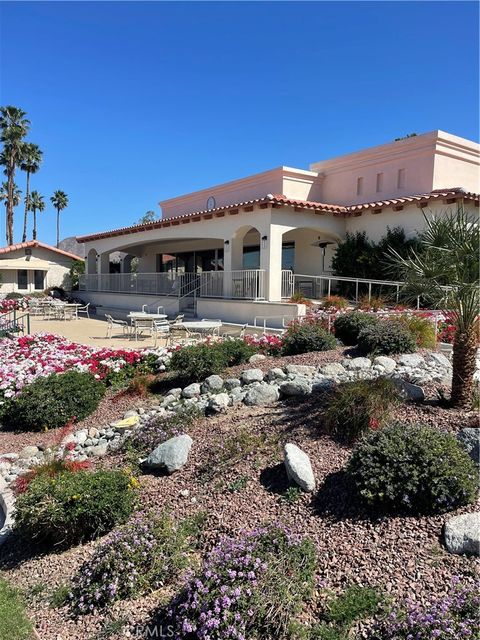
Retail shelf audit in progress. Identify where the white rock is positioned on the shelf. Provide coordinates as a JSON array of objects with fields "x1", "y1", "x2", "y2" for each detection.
[
  {"x1": 279, "y1": 377, "x2": 312, "y2": 397},
  {"x1": 201, "y1": 375, "x2": 224, "y2": 393},
  {"x1": 398, "y1": 353, "x2": 425, "y2": 368},
  {"x1": 425, "y1": 352, "x2": 451, "y2": 369},
  {"x1": 343, "y1": 357, "x2": 372, "y2": 371},
  {"x1": 373, "y1": 356, "x2": 397, "y2": 373},
  {"x1": 145, "y1": 435, "x2": 193, "y2": 474},
  {"x1": 284, "y1": 443, "x2": 315, "y2": 492},
  {"x1": 182, "y1": 383, "x2": 201, "y2": 399},
  {"x1": 265, "y1": 368, "x2": 287, "y2": 381},
  {"x1": 249, "y1": 353, "x2": 266, "y2": 364},
  {"x1": 321, "y1": 362, "x2": 346, "y2": 377},
  {"x1": 393, "y1": 378, "x2": 425, "y2": 402},
  {"x1": 243, "y1": 382, "x2": 280, "y2": 406},
  {"x1": 285, "y1": 364, "x2": 317, "y2": 377},
  {"x1": 444, "y1": 513, "x2": 480, "y2": 556},
  {"x1": 240, "y1": 369, "x2": 264, "y2": 384},
  {"x1": 208, "y1": 393, "x2": 231, "y2": 413}
]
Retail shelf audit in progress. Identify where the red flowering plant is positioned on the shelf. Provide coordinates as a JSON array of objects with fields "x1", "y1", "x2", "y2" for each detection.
[
  {"x1": 12, "y1": 417, "x2": 91, "y2": 495},
  {"x1": 244, "y1": 333, "x2": 283, "y2": 356}
]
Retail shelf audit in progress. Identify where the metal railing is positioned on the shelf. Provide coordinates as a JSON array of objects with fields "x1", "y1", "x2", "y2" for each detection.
[
  {"x1": 79, "y1": 270, "x2": 266, "y2": 301},
  {"x1": 0, "y1": 309, "x2": 31, "y2": 336},
  {"x1": 281, "y1": 271, "x2": 406, "y2": 304}
]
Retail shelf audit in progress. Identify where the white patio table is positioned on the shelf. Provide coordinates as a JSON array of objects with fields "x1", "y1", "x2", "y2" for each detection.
[
  {"x1": 127, "y1": 312, "x2": 168, "y2": 321},
  {"x1": 182, "y1": 321, "x2": 222, "y2": 337},
  {"x1": 127, "y1": 312, "x2": 169, "y2": 341}
]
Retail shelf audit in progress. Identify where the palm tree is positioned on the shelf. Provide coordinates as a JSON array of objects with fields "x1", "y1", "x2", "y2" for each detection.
[
  {"x1": 0, "y1": 106, "x2": 30, "y2": 245},
  {"x1": 0, "y1": 181, "x2": 22, "y2": 243},
  {"x1": 20, "y1": 142, "x2": 42, "y2": 242},
  {"x1": 28, "y1": 190, "x2": 45, "y2": 240},
  {"x1": 391, "y1": 206, "x2": 479, "y2": 407},
  {"x1": 50, "y1": 190, "x2": 68, "y2": 247}
]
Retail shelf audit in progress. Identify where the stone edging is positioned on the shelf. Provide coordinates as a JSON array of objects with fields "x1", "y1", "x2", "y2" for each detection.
[{"x1": 0, "y1": 476, "x2": 15, "y2": 546}]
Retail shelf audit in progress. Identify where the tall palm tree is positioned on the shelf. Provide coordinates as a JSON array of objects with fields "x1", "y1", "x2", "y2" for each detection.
[
  {"x1": 0, "y1": 106, "x2": 30, "y2": 245},
  {"x1": 20, "y1": 142, "x2": 42, "y2": 242},
  {"x1": 28, "y1": 190, "x2": 45, "y2": 240},
  {"x1": 0, "y1": 181, "x2": 22, "y2": 243},
  {"x1": 50, "y1": 190, "x2": 68, "y2": 247},
  {"x1": 390, "y1": 206, "x2": 479, "y2": 407}
]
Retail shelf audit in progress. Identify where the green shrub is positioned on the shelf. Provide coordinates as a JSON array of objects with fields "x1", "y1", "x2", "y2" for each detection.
[
  {"x1": 333, "y1": 312, "x2": 380, "y2": 346},
  {"x1": 346, "y1": 423, "x2": 478, "y2": 514},
  {"x1": 69, "y1": 512, "x2": 200, "y2": 614},
  {"x1": 15, "y1": 469, "x2": 136, "y2": 547},
  {"x1": 168, "y1": 340, "x2": 255, "y2": 382},
  {"x1": 282, "y1": 320, "x2": 336, "y2": 356},
  {"x1": 0, "y1": 578, "x2": 32, "y2": 640},
  {"x1": 324, "y1": 378, "x2": 401, "y2": 443},
  {"x1": 357, "y1": 321, "x2": 417, "y2": 356},
  {"x1": 322, "y1": 585, "x2": 384, "y2": 628},
  {"x1": 3, "y1": 371, "x2": 105, "y2": 431},
  {"x1": 392, "y1": 314, "x2": 436, "y2": 349},
  {"x1": 4, "y1": 291, "x2": 24, "y2": 300}
]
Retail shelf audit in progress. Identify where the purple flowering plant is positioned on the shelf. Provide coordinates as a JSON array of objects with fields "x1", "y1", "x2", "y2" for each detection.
[
  {"x1": 164, "y1": 524, "x2": 316, "y2": 639},
  {"x1": 371, "y1": 578, "x2": 480, "y2": 639},
  {"x1": 69, "y1": 512, "x2": 201, "y2": 615}
]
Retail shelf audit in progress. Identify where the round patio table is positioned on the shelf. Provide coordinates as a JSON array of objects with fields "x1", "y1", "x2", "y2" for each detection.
[
  {"x1": 182, "y1": 321, "x2": 222, "y2": 335},
  {"x1": 127, "y1": 312, "x2": 168, "y2": 320}
]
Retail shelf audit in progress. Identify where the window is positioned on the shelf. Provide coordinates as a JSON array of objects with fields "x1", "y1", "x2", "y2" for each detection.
[
  {"x1": 356, "y1": 177, "x2": 363, "y2": 196},
  {"x1": 17, "y1": 269, "x2": 28, "y2": 290},
  {"x1": 397, "y1": 168, "x2": 405, "y2": 189},
  {"x1": 281, "y1": 242, "x2": 295, "y2": 270},
  {"x1": 243, "y1": 246, "x2": 260, "y2": 269},
  {"x1": 34, "y1": 270, "x2": 45, "y2": 290},
  {"x1": 376, "y1": 172, "x2": 384, "y2": 193}
]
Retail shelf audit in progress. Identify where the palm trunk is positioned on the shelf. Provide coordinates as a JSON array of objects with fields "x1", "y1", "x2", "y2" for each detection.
[
  {"x1": 56, "y1": 209, "x2": 60, "y2": 248},
  {"x1": 33, "y1": 208, "x2": 37, "y2": 240},
  {"x1": 451, "y1": 326, "x2": 478, "y2": 407},
  {"x1": 6, "y1": 165, "x2": 14, "y2": 245},
  {"x1": 22, "y1": 171, "x2": 30, "y2": 243}
]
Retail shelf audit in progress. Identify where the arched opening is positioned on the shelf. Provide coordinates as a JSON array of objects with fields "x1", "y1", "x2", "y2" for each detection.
[{"x1": 87, "y1": 248, "x2": 98, "y2": 274}]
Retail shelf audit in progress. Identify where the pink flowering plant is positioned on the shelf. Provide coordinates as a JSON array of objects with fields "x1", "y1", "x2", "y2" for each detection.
[
  {"x1": 0, "y1": 333, "x2": 164, "y2": 400},
  {"x1": 243, "y1": 333, "x2": 283, "y2": 356},
  {"x1": 69, "y1": 512, "x2": 198, "y2": 615},
  {"x1": 163, "y1": 525, "x2": 316, "y2": 639}
]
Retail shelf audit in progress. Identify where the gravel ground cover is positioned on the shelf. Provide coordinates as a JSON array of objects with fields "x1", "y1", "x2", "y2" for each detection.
[{"x1": 1, "y1": 368, "x2": 478, "y2": 640}]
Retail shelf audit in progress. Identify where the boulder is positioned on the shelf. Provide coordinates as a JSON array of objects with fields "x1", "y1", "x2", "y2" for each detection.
[
  {"x1": 373, "y1": 356, "x2": 397, "y2": 374},
  {"x1": 208, "y1": 393, "x2": 231, "y2": 413},
  {"x1": 320, "y1": 362, "x2": 346, "y2": 377},
  {"x1": 265, "y1": 367, "x2": 287, "y2": 382},
  {"x1": 162, "y1": 394, "x2": 178, "y2": 407},
  {"x1": 201, "y1": 375, "x2": 224, "y2": 394},
  {"x1": 249, "y1": 353, "x2": 266, "y2": 364},
  {"x1": 397, "y1": 353, "x2": 425, "y2": 368},
  {"x1": 144, "y1": 435, "x2": 193, "y2": 474},
  {"x1": 343, "y1": 357, "x2": 372, "y2": 371},
  {"x1": 444, "y1": 512, "x2": 480, "y2": 556},
  {"x1": 284, "y1": 443, "x2": 315, "y2": 492},
  {"x1": 425, "y1": 352, "x2": 451, "y2": 369},
  {"x1": 393, "y1": 378, "x2": 425, "y2": 402},
  {"x1": 225, "y1": 378, "x2": 241, "y2": 391},
  {"x1": 243, "y1": 382, "x2": 280, "y2": 406},
  {"x1": 240, "y1": 369, "x2": 264, "y2": 384},
  {"x1": 457, "y1": 428, "x2": 480, "y2": 465},
  {"x1": 182, "y1": 383, "x2": 201, "y2": 399},
  {"x1": 18, "y1": 446, "x2": 39, "y2": 459},
  {"x1": 279, "y1": 377, "x2": 312, "y2": 397},
  {"x1": 86, "y1": 442, "x2": 108, "y2": 457},
  {"x1": 168, "y1": 387, "x2": 182, "y2": 399},
  {"x1": 124, "y1": 410, "x2": 139, "y2": 420},
  {"x1": 229, "y1": 387, "x2": 246, "y2": 404},
  {"x1": 285, "y1": 364, "x2": 317, "y2": 377}
]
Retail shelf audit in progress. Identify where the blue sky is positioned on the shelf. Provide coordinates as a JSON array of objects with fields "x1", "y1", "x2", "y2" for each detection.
[{"x1": 1, "y1": 1, "x2": 478, "y2": 245}]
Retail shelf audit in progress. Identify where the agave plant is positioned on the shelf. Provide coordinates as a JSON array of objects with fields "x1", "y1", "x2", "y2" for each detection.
[{"x1": 390, "y1": 206, "x2": 479, "y2": 407}]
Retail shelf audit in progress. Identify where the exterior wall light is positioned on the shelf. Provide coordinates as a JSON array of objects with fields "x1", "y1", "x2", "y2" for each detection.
[
  {"x1": 224, "y1": 240, "x2": 230, "y2": 251},
  {"x1": 261, "y1": 235, "x2": 268, "y2": 249}
]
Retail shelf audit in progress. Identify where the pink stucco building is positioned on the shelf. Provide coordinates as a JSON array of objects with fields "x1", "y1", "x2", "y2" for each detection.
[{"x1": 77, "y1": 130, "x2": 479, "y2": 325}]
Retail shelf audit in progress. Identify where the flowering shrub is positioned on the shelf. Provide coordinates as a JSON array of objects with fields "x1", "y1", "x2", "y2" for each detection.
[
  {"x1": 282, "y1": 318, "x2": 336, "y2": 356},
  {"x1": 0, "y1": 333, "x2": 163, "y2": 400},
  {"x1": 163, "y1": 525, "x2": 316, "y2": 639},
  {"x1": 15, "y1": 469, "x2": 136, "y2": 547},
  {"x1": 244, "y1": 334, "x2": 283, "y2": 356},
  {"x1": 1, "y1": 370, "x2": 105, "y2": 430},
  {"x1": 69, "y1": 513, "x2": 197, "y2": 614},
  {"x1": 372, "y1": 579, "x2": 480, "y2": 639},
  {"x1": 13, "y1": 419, "x2": 91, "y2": 495},
  {"x1": 0, "y1": 297, "x2": 29, "y2": 314},
  {"x1": 323, "y1": 295, "x2": 349, "y2": 311},
  {"x1": 324, "y1": 378, "x2": 402, "y2": 443},
  {"x1": 357, "y1": 294, "x2": 388, "y2": 312},
  {"x1": 347, "y1": 423, "x2": 478, "y2": 514}
]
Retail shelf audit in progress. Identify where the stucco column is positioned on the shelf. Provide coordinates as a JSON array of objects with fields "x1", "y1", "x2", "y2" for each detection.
[
  {"x1": 223, "y1": 236, "x2": 243, "y2": 297},
  {"x1": 99, "y1": 252, "x2": 110, "y2": 291},
  {"x1": 260, "y1": 225, "x2": 283, "y2": 301}
]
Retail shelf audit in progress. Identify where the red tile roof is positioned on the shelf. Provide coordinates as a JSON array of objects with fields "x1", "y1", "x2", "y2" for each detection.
[
  {"x1": 76, "y1": 188, "x2": 479, "y2": 243},
  {"x1": 0, "y1": 240, "x2": 83, "y2": 261}
]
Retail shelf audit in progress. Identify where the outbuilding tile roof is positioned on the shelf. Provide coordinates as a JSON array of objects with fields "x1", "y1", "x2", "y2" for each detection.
[{"x1": 0, "y1": 240, "x2": 83, "y2": 261}]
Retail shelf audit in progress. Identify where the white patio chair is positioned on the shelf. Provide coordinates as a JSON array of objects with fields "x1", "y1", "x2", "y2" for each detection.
[
  {"x1": 77, "y1": 302, "x2": 90, "y2": 319},
  {"x1": 132, "y1": 318, "x2": 154, "y2": 341},
  {"x1": 105, "y1": 314, "x2": 129, "y2": 338},
  {"x1": 152, "y1": 320, "x2": 171, "y2": 347}
]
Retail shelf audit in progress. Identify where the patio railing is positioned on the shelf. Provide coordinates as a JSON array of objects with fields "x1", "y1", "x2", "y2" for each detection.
[
  {"x1": 281, "y1": 271, "x2": 408, "y2": 304},
  {"x1": 79, "y1": 270, "x2": 266, "y2": 301}
]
